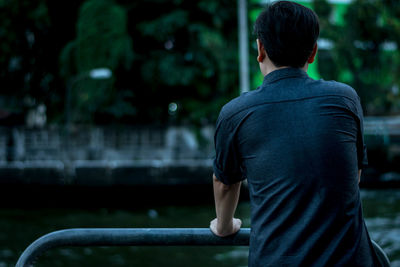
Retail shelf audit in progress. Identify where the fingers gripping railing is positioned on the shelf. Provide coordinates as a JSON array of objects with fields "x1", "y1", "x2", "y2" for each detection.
[{"x1": 16, "y1": 228, "x2": 390, "y2": 267}]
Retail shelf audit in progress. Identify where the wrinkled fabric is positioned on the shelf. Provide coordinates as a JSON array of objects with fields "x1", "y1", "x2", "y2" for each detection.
[{"x1": 213, "y1": 68, "x2": 379, "y2": 267}]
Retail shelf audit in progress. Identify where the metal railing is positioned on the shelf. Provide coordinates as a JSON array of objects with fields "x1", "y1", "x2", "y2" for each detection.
[{"x1": 16, "y1": 228, "x2": 390, "y2": 267}]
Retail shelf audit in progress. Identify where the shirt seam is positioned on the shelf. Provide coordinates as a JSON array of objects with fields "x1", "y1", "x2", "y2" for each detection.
[
  {"x1": 264, "y1": 74, "x2": 308, "y2": 84},
  {"x1": 223, "y1": 94, "x2": 359, "y2": 122}
]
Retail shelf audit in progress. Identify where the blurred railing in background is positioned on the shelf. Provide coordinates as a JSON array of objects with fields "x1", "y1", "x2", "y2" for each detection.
[
  {"x1": 0, "y1": 126, "x2": 214, "y2": 162},
  {"x1": 1, "y1": 116, "x2": 400, "y2": 187}
]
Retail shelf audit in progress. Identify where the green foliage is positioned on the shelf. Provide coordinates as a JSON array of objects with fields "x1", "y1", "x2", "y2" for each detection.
[
  {"x1": 0, "y1": 0, "x2": 240, "y2": 125},
  {"x1": 60, "y1": 0, "x2": 134, "y2": 123},
  {"x1": 138, "y1": 9, "x2": 189, "y2": 42},
  {"x1": 75, "y1": 0, "x2": 133, "y2": 73},
  {"x1": 0, "y1": 0, "x2": 51, "y2": 115},
  {"x1": 3, "y1": 0, "x2": 400, "y2": 125},
  {"x1": 130, "y1": 0, "x2": 239, "y2": 124},
  {"x1": 55, "y1": 0, "x2": 239, "y2": 125},
  {"x1": 314, "y1": 0, "x2": 400, "y2": 115}
]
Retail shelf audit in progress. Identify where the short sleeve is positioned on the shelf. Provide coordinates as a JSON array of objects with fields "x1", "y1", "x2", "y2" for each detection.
[
  {"x1": 355, "y1": 97, "x2": 368, "y2": 169},
  {"x1": 213, "y1": 112, "x2": 244, "y2": 185}
]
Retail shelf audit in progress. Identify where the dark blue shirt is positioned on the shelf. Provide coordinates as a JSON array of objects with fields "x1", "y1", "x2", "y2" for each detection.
[{"x1": 213, "y1": 68, "x2": 379, "y2": 266}]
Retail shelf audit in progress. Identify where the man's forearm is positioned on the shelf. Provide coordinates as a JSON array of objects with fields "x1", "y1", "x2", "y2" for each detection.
[{"x1": 213, "y1": 174, "x2": 241, "y2": 234}]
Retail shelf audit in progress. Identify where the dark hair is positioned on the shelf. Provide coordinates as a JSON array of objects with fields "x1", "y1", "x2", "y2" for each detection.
[{"x1": 254, "y1": 1, "x2": 319, "y2": 68}]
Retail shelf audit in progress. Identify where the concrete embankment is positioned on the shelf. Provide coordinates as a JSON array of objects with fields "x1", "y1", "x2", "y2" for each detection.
[
  {"x1": 1, "y1": 159, "x2": 400, "y2": 188},
  {"x1": 0, "y1": 159, "x2": 221, "y2": 207},
  {"x1": 0, "y1": 159, "x2": 399, "y2": 207},
  {"x1": 1, "y1": 158, "x2": 400, "y2": 190},
  {"x1": 0, "y1": 160, "x2": 214, "y2": 186}
]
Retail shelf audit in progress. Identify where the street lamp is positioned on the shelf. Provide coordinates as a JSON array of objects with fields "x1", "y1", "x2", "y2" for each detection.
[
  {"x1": 238, "y1": 0, "x2": 249, "y2": 94},
  {"x1": 89, "y1": 68, "x2": 112, "y2": 79}
]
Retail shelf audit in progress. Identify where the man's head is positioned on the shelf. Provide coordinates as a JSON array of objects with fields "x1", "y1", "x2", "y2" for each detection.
[{"x1": 254, "y1": 1, "x2": 319, "y2": 69}]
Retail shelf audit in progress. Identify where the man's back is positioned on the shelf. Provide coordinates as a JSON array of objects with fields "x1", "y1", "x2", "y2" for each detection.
[
  {"x1": 213, "y1": 68, "x2": 379, "y2": 266},
  {"x1": 210, "y1": 2, "x2": 380, "y2": 266}
]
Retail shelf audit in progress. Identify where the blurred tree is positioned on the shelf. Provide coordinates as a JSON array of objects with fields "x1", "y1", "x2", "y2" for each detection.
[
  {"x1": 0, "y1": 0, "x2": 52, "y2": 123},
  {"x1": 380, "y1": 0, "x2": 400, "y2": 113},
  {"x1": 2, "y1": 0, "x2": 400, "y2": 126},
  {"x1": 0, "y1": 0, "x2": 240, "y2": 125},
  {"x1": 314, "y1": 0, "x2": 400, "y2": 115},
  {"x1": 0, "y1": 0, "x2": 240, "y2": 126},
  {"x1": 60, "y1": 0, "x2": 135, "y2": 123},
  {"x1": 125, "y1": 0, "x2": 239, "y2": 125},
  {"x1": 312, "y1": 0, "x2": 341, "y2": 81}
]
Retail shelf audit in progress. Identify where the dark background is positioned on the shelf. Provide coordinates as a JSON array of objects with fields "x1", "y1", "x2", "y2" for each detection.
[{"x1": 1, "y1": 0, "x2": 400, "y2": 128}]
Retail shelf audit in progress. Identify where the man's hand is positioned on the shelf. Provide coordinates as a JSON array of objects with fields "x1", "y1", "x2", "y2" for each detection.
[{"x1": 210, "y1": 217, "x2": 242, "y2": 237}]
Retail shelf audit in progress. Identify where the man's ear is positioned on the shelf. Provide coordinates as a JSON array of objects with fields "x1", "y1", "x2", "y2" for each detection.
[
  {"x1": 257, "y1": 39, "x2": 266, "y2": 63},
  {"x1": 307, "y1": 43, "x2": 318, "y2": 64}
]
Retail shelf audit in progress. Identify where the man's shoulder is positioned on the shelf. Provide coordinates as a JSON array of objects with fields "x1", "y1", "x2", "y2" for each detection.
[
  {"x1": 314, "y1": 78, "x2": 359, "y2": 101},
  {"x1": 218, "y1": 78, "x2": 360, "y2": 122},
  {"x1": 218, "y1": 89, "x2": 260, "y2": 121}
]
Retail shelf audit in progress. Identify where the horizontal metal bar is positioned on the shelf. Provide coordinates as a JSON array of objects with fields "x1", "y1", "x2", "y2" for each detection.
[
  {"x1": 16, "y1": 228, "x2": 250, "y2": 267},
  {"x1": 16, "y1": 228, "x2": 390, "y2": 267},
  {"x1": 371, "y1": 240, "x2": 391, "y2": 267}
]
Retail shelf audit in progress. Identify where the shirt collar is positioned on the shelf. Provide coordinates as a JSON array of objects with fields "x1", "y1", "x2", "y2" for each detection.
[{"x1": 262, "y1": 67, "x2": 309, "y2": 85}]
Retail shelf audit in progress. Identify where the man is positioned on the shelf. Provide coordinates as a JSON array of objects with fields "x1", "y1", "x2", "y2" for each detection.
[{"x1": 209, "y1": 1, "x2": 380, "y2": 266}]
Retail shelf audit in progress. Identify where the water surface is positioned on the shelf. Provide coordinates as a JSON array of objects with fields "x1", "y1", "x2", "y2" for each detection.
[{"x1": 0, "y1": 189, "x2": 399, "y2": 266}]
